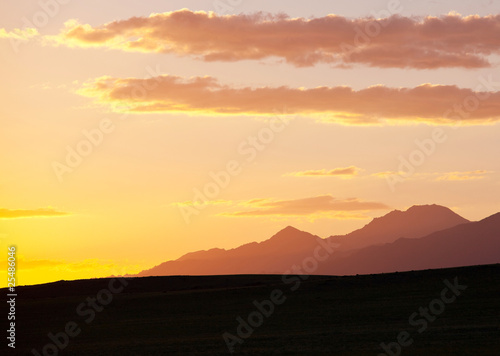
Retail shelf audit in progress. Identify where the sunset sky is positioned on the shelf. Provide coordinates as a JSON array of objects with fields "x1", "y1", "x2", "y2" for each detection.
[{"x1": 1, "y1": 0, "x2": 499, "y2": 286}]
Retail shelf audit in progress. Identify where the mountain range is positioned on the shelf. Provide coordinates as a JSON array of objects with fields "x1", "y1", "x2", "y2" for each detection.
[{"x1": 136, "y1": 204, "x2": 499, "y2": 277}]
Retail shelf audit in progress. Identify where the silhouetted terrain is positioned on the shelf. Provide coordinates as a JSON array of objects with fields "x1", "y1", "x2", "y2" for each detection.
[
  {"x1": 8, "y1": 205, "x2": 498, "y2": 355},
  {"x1": 6, "y1": 264, "x2": 500, "y2": 355},
  {"x1": 327, "y1": 204, "x2": 470, "y2": 250},
  {"x1": 138, "y1": 226, "x2": 323, "y2": 276},
  {"x1": 317, "y1": 212, "x2": 500, "y2": 275},
  {"x1": 136, "y1": 205, "x2": 498, "y2": 278}
]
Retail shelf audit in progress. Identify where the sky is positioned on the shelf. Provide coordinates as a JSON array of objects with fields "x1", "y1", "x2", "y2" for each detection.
[{"x1": 1, "y1": 0, "x2": 499, "y2": 286}]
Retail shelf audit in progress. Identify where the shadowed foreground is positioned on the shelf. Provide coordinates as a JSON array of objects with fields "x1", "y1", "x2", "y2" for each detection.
[{"x1": 7, "y1": 264, "x2": 500, "y2": 355}]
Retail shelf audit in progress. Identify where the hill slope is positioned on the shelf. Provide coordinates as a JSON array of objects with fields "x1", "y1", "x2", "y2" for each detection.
[
  {"x1": 136, "y1": 205, "x2": 471, "y2": 277},
  {"x1": 328, "y1": 204, "x2": 470, "y2": 251},
  {"x1": 318, "y1": 212, "x2": 500, "y2": 275},
  {"x1": 138, "y1": 226, "x2": 323, "y2": 276},
  {"x1": 9, "y1": 264, "x2": 500, "y2": 355}
]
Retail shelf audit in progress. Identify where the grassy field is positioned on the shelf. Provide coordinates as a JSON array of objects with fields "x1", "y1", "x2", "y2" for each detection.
[{"x1": 4, "y1": 264, "x2": 500, "y2": 355}]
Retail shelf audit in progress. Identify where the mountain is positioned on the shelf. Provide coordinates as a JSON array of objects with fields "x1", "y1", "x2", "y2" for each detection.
[
  {"x1": 327, "y1": 204, "x2": 469, "y2": 251},
  {"x1": 135, "y1": 205, "x2": 491, "y2": 278},
  {"x1": 317, "y1": 212, "x2": 500, "y2": 275},
  {"x1": 138, "y1": 226, "x2": 323, "y2": 276}
]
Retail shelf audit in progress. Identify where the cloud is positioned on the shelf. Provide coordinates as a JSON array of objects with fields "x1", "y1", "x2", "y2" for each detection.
[
  {"x1": 221, "y1": 195, "x2": 389, "y2": 219},
  {"x1": 47, "y1": 10, "x2": 500, "y2": 69},
  {"x1": 0, "y1": 27, "x2": 39, "y2": 40},
  {"x1": 18, "y1": 258, "x2": 66, "y2": 269},
  {"x1": 0, "y1": 207, "x2": 70, "y2": 219},
  {"x1": 435, "y1": 170, "x2": 493, "y2": 181},
  {"x1": 17, "y1": 258, "x2": 115, "y2": 271},
  {"x1": 77, "y1": 75, "x2": 500, "y2": 125},
  {"x1": 371, "y1": 171, "x2": 404, "y2": 178},
  {"x1": 287, "y1": 166, "x2": 362, "y2": 177},
  {"x1": 374, "y1": 170, "x2": 494, "y2": 181}
]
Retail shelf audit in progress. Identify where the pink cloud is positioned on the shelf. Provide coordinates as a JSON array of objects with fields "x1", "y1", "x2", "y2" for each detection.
[
  {"x1": 222, "y1": 195, "x2": 389, "y2": 218},
  {"x1": 78, "y1": 75, "x2": 500, "y2": 125},
  {"x1": 52, "y1": 10, "x2": 500, "y2": 69}
]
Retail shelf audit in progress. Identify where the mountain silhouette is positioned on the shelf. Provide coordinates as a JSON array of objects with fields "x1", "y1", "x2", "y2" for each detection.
[
  {"x1": 328, "y1": 204, "x2": 469, "y2": 251},
  {"x1": 317, "y1": 212, "x2": 500, "y2": 275},
  {"x1": 135, "y1": 205, "x2": 497, "y2": 278},
  {"x1": 138, "y1": 226, "x2": 323, "y2": 276}
]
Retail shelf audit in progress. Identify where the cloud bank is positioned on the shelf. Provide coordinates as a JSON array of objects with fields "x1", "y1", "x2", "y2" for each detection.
[
  {"x1": 50, "y1": 10, "x2": 500, "y2": 69},
  {"x1": 222, "y1": 195, "x2": 389, "y2": 219},
  {"x1": 78, "y1": 74, "x2": 500, "y2": 125},
  {"x1": 435, "y1": 170, "x2": 493, "y2": 181},
  {"x1": 287, "y1": 166, "x2": 362, "y2": 177},
  {"x1": 0, "y1": 208, "x2": 69, "y2": 219}
]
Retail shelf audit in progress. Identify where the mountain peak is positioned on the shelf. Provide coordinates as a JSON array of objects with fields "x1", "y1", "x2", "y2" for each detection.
[
  {"x1": 383, "y1": 204, "x2": 454, "y2": 217},
  {"x1": 269, "y1": 225, "x2": 312, "y2": 241},
  {"x1": 407, "y1": 204, "x2": 453, "y2": 212},
  {"x1": 329, "y1": 204, "x2": 469, "y2": 251},
  {"x1": 279, "y1": 225, "x2": 301, "y2": 234},
  {"x1": 382, "y1": 204, "x2": 466, "y2": 221},
  {"x1": 260, "y1": 226, "x2": 320, "y2": 251}
]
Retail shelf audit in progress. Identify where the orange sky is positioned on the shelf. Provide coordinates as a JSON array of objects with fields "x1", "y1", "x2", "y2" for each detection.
[{"x1": 1, "y1": 1, "x2": 499, "y2": 286}]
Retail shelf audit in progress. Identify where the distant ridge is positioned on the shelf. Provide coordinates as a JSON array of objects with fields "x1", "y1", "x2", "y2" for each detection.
[
  {"x1": 317, "y1": 211, "x2": 500, "y2": 275},
  {"x1": 138, "y1": 226, "x2": 321, "y2": 276},
  {"x1": 327, "y1": 204, "x2": 469, "y2": 251},
  {"x1": 134, "y1": 205, "x2": 499, "y2": 278}
]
